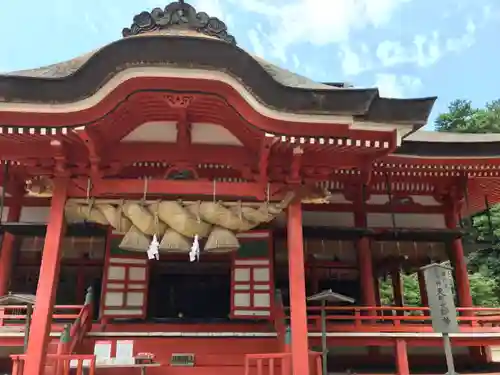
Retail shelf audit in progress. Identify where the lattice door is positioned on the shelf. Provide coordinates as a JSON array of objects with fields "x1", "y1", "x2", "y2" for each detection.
[
  {"x1": 100, "y1": 232, "x2": 149, "y2": 319},
  {"x1": 230, "y1": 231, "x2": 274, "y2": 319}
]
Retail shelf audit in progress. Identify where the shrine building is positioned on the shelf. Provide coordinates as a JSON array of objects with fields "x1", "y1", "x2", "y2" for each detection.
[{"x1": 1, "y1": 1, "x2": 500, "y2": 375}]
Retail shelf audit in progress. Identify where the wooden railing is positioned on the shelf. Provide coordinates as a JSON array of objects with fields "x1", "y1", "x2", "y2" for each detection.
[
  {"x1": 273, "y1": 290, "x2": 288, "y2": 350},
  {"x1": 65, "y1": 287, "x2": 94, "y2": 354},
  {"x1": 245, "y1": 352, "x2": 321, "y2": 375},
  {"x1": 0, "y1": 305, "x2": 83, "y2": 328},
  {"x1": 11, "y1": 354, "x2": 96, "y2": 375},
  {"x1": 301, "y1": 306, "x2": 500, "y2": 329}
]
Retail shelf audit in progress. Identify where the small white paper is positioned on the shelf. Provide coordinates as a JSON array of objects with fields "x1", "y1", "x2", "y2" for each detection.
[
  {"x1": 116, "y1": 340, "x2": 134, "y2": 364},
  {"x1": 94, "y1": 341, "x2": 112, "y2": 363}
]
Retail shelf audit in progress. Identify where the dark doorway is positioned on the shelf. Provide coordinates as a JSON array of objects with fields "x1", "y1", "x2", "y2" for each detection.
[{"x1": 147, "y1": 261, "x2": 231, "y2": 321}]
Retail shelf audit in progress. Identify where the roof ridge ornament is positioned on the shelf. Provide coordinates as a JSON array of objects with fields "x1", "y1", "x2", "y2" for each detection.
[{"x1": 122, "y1": 0, "x2": 236, "y2": 45}]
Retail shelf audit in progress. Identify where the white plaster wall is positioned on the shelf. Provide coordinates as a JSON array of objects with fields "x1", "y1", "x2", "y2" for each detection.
[{"x1": 1, "y1": 206, "x2": 50, "y2": 223}]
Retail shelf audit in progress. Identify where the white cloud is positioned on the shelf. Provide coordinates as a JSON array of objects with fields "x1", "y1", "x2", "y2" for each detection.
[
  {"x1": 339, "y1": 44, "x2": 373, "y2": 76},
  {"x1": 190, "y1": 0, "x2": 235, "y2": 29},
  {"x1": 191, "y1": 0, "x2": 226, "y2": 18},
  {"x1": 375, "y1": 32, "x2": 442, "y2": 68},
  {"x1": 247, "y1": 27, "x2": 266, "y2": 58},
  {"x1": 445, "y1": 20, "x2": 475, "y2": 52},
  {"x1": 230, "y1": 0, "x2": 413, "y2": 62},
  {"x1": 376, "y1": 22, "x2": 476, "y2": 69},
  {"x1": 374, "y1": 74, "x2": 422, "y2": 98},
  {"x1": 414, "y1": 32, "x2": 442, "y2": 66},
  {"x1": 376, "y1": 41, "x2": 410, "y2": 67}
]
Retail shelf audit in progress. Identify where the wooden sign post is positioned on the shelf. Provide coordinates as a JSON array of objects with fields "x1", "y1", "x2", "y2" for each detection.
[
  {"x1": 307, "y1": 289, "x2": 355, "y2": 375},
  {"x1": 421, "y1": 263, "x2": 459, "y2": 375}
]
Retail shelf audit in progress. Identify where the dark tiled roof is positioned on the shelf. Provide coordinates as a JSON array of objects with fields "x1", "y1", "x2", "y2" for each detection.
[
  {"x1": 397, "y1": 131, "x2": 500, "y2": 157},
  {"x1": 0, "y1": 34, "x2": 435, "y2": 125}
]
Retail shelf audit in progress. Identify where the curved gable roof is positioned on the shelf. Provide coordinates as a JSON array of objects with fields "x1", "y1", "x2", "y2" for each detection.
[{"x1": 0, "y1": 33, "x2": 435, "y2": 126}]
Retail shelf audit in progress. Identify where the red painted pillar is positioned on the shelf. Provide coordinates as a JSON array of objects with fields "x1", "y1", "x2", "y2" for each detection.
[
  {"x1": 391, "y1": 270, "x2": 404, "y2": 307},
  {"x1": 395, "y1": 339, "x2": 410, "y2": 375},
  {"x1": 358, "y1": 237, "x2": 377, "y2": 308},
  {"x1": 374, "y1": 276, "x2": 381, "y2": 306},
  {"x1": 23, "y1": 178, "x2": 68, "y2": 375},
  {"x1": 287, "y1": 200, "x2": 309, "y2": 375},
  {"x1": 0, "y1": 197, "x2": 23, "y2": 296},
  {"x1": 445, "y1": 208, "x2": 473, "y2": 310},
  {"x1": 392, "y1": 270, "x2": 404, "y2": 317},
  {"x1": 417, "y1": 271, "x2": 428, "y2": 306},
  {"x1": 417, "y1": 270, "x2": 429, "y2": 315},
  {"x1": 354, "y1": 208, "x2": 376, "y2": 312},
  {"x1": 446, "y1": 203, "x2": 482, "y2": 363}
]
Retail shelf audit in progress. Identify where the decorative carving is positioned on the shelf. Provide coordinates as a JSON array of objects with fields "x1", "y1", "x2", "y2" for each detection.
[
  {"x1": 122, "y1": 1, "x2": 237, "y2": 45},
  {"x1": 164, "y1": 94, "x2": 194, "y2": 108},
  {"x1": 165, "y1": 167, "x2": 197, "y2": 180}
]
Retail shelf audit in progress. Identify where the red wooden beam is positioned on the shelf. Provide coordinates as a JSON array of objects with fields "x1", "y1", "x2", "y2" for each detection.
[
  {"x1": 108, "y1": 143, "x2": 254, "y2": 168},
  {"x1": 69, "y1": 178, "x2": 284, "y2": 200},
  {"x1": 0, "y1": 141, "x2": 54, "y2": 159},
  {"x1": 0, "y1": 196, "x2": 444, "y2": 214}
]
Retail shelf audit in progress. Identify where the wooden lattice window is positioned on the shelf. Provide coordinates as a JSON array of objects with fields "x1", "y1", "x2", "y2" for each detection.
[
  {"x1": 100, "y1": 233, "x2": 149, "y2": 319},
  {"x1": 230, "y1": 231, "x2": 274, "y2": 319}
]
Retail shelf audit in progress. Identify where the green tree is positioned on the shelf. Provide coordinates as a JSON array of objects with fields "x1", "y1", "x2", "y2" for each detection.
[
  {"x1": 379, "y1": 271, "x2": 499, "y2": 307},
  {"x1": 435, "y1": 99, "x2": 500, "y2": 133},
  {"x1": 469, "y1": 268, "x2": 500, "y2": 307},
  {"x1": 379, "y1": 274, "x2": 421, "y2": 306},
  {"x1": 435, "y1": 98, "x2": 500, "y2": 307}
]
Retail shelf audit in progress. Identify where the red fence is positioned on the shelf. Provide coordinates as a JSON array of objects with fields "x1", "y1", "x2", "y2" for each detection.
[
  {"x1": 66, "y1": 302, "x2": 93, "y2": 354},
  {"x1": 0, "y1": 305, "x2": 84, "y2": 327},
  {"x1": 245, "y1": 352, "x2": 321, "y2": 375},
  {"x1": 11, "y1": 354, "x2": 96, "y2": 375},
  {"x1": 302, "y1": 306, "x2": 500, "y2": 330}
]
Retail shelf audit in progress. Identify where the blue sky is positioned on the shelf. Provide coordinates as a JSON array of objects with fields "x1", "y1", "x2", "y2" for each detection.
[{"x1": 0, "y1": 0, "x2": 498, "y2": 129}]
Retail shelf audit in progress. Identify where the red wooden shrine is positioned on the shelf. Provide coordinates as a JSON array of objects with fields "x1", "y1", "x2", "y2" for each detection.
[{"x1": 0, "y1": 2, "x2": 500, "y2": 375}]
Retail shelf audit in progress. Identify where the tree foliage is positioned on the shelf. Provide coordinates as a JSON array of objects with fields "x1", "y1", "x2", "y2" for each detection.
[
  {"x1": 379, "y1": 271, "x2": 499, "y2": 308},
  {"x1": 379, "y1": 274, "x2": 421, "y2": 306},
  {"x1": 434, "y1": 98, "x2": 500, "y2": 306},
  {"x1": 435, "y1": 99, "x2": 500, "y2": 133}
]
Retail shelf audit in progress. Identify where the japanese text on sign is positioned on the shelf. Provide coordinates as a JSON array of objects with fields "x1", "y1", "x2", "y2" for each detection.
[{"x1": 422, "y1": 263, "x2": 459, "y2": 334}]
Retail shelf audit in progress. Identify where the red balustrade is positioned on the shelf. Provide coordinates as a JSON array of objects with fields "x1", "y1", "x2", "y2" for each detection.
[
  {"x1": 273, "y1": 291, "x2": 288, "y2": 350},
  {"x1": 11, "y1": 354, "x2": 96, "y2": 375},
  {"x1": 300, "y1": 306, "x2": 500, "y2": 331},
  {"x1": 66, "y1": 302, "x2": 93, "y2": 354},
  {"x1": 245, "y1": 352, "x2": 321, "y2": 375},
  {"x1": 6, "y1": 298, "x2": 92, "y2": 374},
  {"x1": 0, "y1": 305, "x2": 84, "y2": 328}
]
